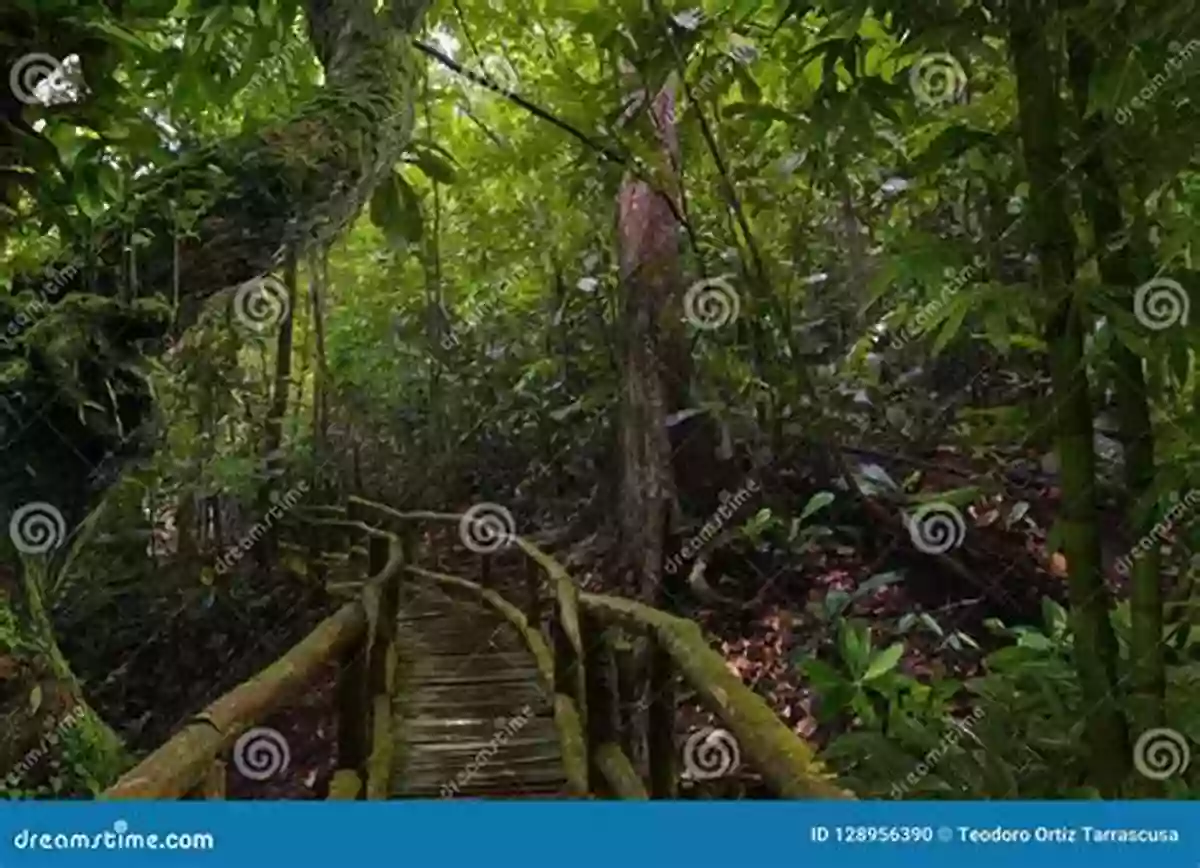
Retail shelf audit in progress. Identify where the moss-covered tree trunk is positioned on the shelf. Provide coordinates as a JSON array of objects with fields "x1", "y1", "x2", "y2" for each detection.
[
  {"x1": 0, "y1": 0, "x2": 430, "y2": 785},
  {"x1": 1007, "y1": 0, "x2": 1128, "y2": 794},
  {"x1": 1066, "y1": 30, "x2": 1165, "y2": 752}
]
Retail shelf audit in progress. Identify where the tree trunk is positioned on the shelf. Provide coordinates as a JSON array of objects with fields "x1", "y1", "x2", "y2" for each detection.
[
  {"x1": 0, "y1": 0, "x2": 430, "y2": 781},
  {"x1": 1008, "y1": 0, "x2": 1129, "y2": 794},
  {"x1": 616, "y1": 83, "x2": 680, "y2": 602},
  {"x1": 256, "y1": 252, "x2": 298, "y2": 566},
  {"x1": 1066, "y1": 32, "x2": 1164, "y2": 747}
]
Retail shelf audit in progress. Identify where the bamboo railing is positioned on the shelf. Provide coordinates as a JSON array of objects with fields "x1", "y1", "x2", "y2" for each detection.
[
  {"x1": 346, "y1": 496, "x2": 851, "y2": 800},
  {"x1": 102, "y1": 511, "x2": 412, "y2": 800},
  {"x1": 99, "y1": 493, "x2": 849, "y2": 800}
]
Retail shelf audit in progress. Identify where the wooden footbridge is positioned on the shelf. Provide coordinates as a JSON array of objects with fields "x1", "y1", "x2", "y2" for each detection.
[{"x1": 102, "y1": 498, "x2": 851, "y2": 800}]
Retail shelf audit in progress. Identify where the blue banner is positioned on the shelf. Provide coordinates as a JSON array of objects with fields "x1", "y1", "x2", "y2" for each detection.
[{"x1": 0, "y1": 801, "x2": 1195, "y2": 867}]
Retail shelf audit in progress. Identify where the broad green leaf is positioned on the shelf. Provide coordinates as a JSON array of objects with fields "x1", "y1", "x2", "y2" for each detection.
[
  {"x1": 862, "y1": 642, "x2": 904, "y2": 682},
  {"x1": 800, "y1": 490, "x2": 835, "y2": 521}
]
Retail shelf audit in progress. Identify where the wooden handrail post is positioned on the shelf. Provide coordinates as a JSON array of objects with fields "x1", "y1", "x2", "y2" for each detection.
[
  {"x1": 647, "y1": 630, "x2": 677, "y2": 798},
  {"x1": 550, "y1": 613, "x2": 588, "y2": 793},
  {"x1": 612, "y1": 633, "x2": 640, "y2": 763},
  {"x1": 581, "y1": 609, "x2": 621, "y2": 797},
  {"x1": 336, "y1": 641, "x2": 369, "y2": 790}
]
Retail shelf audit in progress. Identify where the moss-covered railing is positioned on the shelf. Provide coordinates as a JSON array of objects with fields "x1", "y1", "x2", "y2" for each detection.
[
  {"x1": 101, "y1": 519, "x2": 412, "y2": 800},
  {"x1": 345, "y1": 497, "x2": 851, "y2": 800}
]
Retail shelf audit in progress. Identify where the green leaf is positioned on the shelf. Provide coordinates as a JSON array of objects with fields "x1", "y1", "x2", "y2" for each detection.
[
  {"x1": 407, "y1": 147, "x2": 457, "y2": 184},
  {"x1": 369, "y1": 171, "x2": 422, "y2": 245},
  {"x1": 862, "y1": 642, "x2": 904, "y2": 682},
  {"x1": 800, "y1": 490, "x2": 835, "y2": 521}
]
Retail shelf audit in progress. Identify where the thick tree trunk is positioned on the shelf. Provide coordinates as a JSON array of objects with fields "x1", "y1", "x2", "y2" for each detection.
[
  {"x1": 1008, "y1": 0, "x2": 1128, "y2": 794},
  {"x1": 616, "y1": 84, "x2": 682, "y2": 601},
  {"x1": 0, "y1": 0, "x2": 430, "y2": 784}
]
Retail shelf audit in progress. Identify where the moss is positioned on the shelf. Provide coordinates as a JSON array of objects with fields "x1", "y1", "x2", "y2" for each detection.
[
  {"x1": 554, "y1": 694, "x2": 589, "y2": 797},
  {"x1": 365, "y1": 692, "x2": 393, "y2": 799},
  {"x1": 595, "y1": 742, "x2": 648, "y2": 799},
  {"x1": 328, "y1": 770, "x2": 362, "y2": 800},
  {"x1": 580, "y1": 592, "x2": 852, "y2": 799}
]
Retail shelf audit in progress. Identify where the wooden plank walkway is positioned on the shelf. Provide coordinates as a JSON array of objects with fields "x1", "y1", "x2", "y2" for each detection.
[{"x1": 390, "y1": 580, "x2": 566, "y2": 798}]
